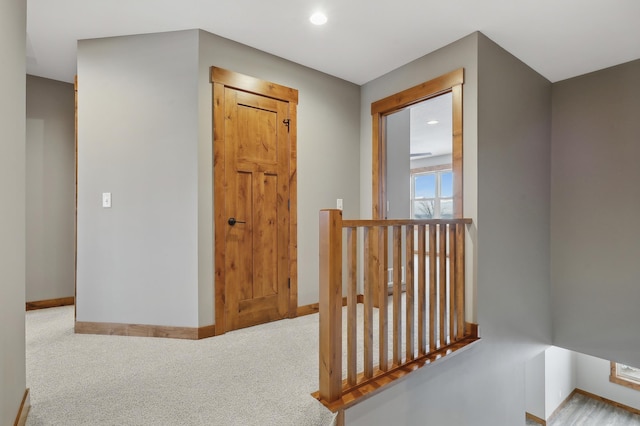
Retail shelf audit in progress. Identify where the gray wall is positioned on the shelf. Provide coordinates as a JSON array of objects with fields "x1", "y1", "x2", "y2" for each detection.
[
  {"x1": 77, "y1": 31, "x2": 201, "y2": 327},
  {"x1": 525, "y1": 351, "x2": 546, "y2": 419},
  {"x1": 386, "y1": 109, "x2": 411, "y2": 219},
  {"x1": 525, "y1": 347, "x2": 576, "y2": 421},
  {"x1": 354, "y1": 33, "x2": 478, "y2": 425},
  {"x1": 551, "y1": 59, "x2": 640, "y2": 368},
  {"x1": 77, "y1": 29, "x2": 360, "y2": 327},
  {"x1": 197, "y1": 30, "x2": 361, "y2": 322},
  {"x1": 348, "y1": 32, "x2": 552, "y2": 426},
  {"x1": 0, "y1": 0, "x2": 26, "y2": 422},
  {"x1": 26, "y1": 75, "x2": 75, "y2": 302},
  {"x1": 477, "y1": 32, "x2": 552, "y2": 349},
  {"x1": 360, "y1": 33, "x2": 480, "y2": 326},
  {"x1": 474, "y1": 32, "x2": 552, "y2": 424}
]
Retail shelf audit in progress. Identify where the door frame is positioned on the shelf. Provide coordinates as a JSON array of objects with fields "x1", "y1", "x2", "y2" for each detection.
[
  {"x1": 211, "y1": 67, "x2": 299, "y2": 335},
  {"x1": 371, "y1": 68, "x2": 464, "y2": 220}
]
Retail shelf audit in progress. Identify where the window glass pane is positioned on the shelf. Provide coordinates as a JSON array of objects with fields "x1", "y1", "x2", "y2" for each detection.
[
  {"x1": 440, "y1": 171, "x2": 453, "y2": 198},
  {"x1": 414, "y1": 174, "x2": 436, "y2": 198},
  {"x1": 413, "y1": 200, "x2": 435, "y2": 219},
  {"x1": 440, "y1": 199, "x2": 453, "y2": 219},
  {"x1": 619, "y1": 364, "x2": 640, "y2": 382}
]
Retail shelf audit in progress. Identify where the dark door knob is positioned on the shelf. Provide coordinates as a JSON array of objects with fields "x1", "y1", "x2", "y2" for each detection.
[{"x1": 228, "y1": 217, "x2": 246, "y2": 226}]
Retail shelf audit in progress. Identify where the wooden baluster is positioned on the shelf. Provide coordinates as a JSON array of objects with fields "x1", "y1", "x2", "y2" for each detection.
[
  {"x1": 456, "y1": 223, "x2": 466, "y2": 338},
  {"x1": 378, "y1": 226, "x2": 388, "y2": 371},
  {"x1": 449, "y1": 222, "x2": 456, "y2": 341},
  {"x1": 346, "y1": 227, "x2": 357, "y2": 386},
  {"x1": 318, "y1": 209, "x2": 342, "y2": 403},
  {"x1": 405, "y1": 225, "x2": 415, "y2": 361},
  {"x1": 363, "y1": 227, "x2": 374, "y2": 378},
  {"x1": 392, "y1": 225, "x2": 402, "y2": 365},
  {"x1": 439, "y1": 223, "x2": 447, "y2": 347},
  {"x1": 428, "y1": 224, "x2": 437, "y2": 353},
  {"x1": 417, "y1": 225, "x2": 426, "y2": 356}
]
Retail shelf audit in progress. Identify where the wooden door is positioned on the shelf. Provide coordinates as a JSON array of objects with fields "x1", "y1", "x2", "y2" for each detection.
[{"x1": 212, "y1": 68, "x2": 298, "y2": 334}]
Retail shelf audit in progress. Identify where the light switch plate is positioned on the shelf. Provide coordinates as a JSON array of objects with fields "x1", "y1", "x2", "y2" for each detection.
[
  {"x1": 102, "y1": 192, "x2": 112, "y2": 208},
  {"x1": 337, "y1": 198, "x2": 343, "y2": 210}
]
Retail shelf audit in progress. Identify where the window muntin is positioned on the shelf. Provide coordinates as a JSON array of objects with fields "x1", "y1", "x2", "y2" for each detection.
[{"x1": 411, "y1": 169, "x2": 453, "y2": 219}]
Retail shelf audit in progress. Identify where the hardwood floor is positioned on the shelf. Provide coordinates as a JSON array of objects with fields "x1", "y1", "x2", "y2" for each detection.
[{"x1": 531, "y1": 392, "x2": 640, "y2": 426}]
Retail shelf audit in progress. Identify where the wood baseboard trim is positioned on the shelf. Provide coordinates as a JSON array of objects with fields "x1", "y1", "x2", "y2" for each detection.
[
  {"x1": 75, "y1": 321, "x2": 216, "y2": 340},
  {"x1": 13, "y1": 388, "x2": 30, "y2": 426},
  {"x1": 297, "y1": 295, "x2": 365, "y2": 317},
  {"x1": 575, "y1": 388, "x2": 640, "y2": 417},
  {"x1": 26, "y1": 297, "x2": 74, "y2": 311},
  {"x1": 198, "y1": 324, "x2": 216, "y2": 339},
  {"x1": 525, "y1": 412, "x2": 546, "y2": 425}
]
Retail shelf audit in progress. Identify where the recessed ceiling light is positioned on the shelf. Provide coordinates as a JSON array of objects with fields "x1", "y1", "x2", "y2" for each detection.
[
  {"x1": 310, "y1": 12, "x2": 328, "y2": 25},
  {"x1": 427, "y1": 120, "x2": 439, "y2": 125}
]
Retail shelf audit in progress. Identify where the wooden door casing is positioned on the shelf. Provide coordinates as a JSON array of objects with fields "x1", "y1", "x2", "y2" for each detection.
[{"x1": 212, "y1": 67, "x2": 298, "y2": 334}]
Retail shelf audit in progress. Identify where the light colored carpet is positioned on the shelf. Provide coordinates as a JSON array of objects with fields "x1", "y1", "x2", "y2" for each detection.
[{"x1": 26, "y1": 306, "x2": 336, "y2": 426}]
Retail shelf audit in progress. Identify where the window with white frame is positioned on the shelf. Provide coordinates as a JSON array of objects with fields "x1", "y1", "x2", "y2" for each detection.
[{"x1": 411, "y1": 168, "x2": 453, "y2": 219}]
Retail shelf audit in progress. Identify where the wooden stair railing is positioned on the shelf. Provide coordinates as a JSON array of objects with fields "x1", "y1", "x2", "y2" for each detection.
[{"x1": 314, "y1": 209, "x2": 479, "y2": 411}]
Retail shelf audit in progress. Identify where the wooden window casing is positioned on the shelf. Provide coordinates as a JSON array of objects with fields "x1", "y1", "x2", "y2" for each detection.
[
  {"x1": 610, "y1": 361, "x2": 640, "y2": 391},
  {"x1": 371, "y1": 68, "x2": 464, "y2": 220}
]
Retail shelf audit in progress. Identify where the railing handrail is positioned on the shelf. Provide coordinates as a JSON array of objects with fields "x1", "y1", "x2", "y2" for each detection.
[
  {"x1": 316, "y1": 209, "x2": 478, "y2": 412},
  {"x1": 342, "y1": 218, "x2": 472, "y2": 227}
]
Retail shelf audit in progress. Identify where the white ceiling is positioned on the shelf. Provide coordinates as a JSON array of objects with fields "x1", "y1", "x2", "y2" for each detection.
[
  {"x1": 409, "y1": 93, "x2": 452, "y2": 158},
  {"x1": 26, "y1": 0, "x2": 640, "y2": 86}
]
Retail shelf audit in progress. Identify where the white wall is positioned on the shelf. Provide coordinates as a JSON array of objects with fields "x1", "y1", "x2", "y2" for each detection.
[
  {"x1": 525, "y1": 347, "x2": 577, "y2": 421},
  {"x1": 0, "y1": 0, "x2": 26, "y2": 422},
  {"x1": 576, "y1": 352, "x2": 640, "y2": 412},
  {"x1": 551, "y1": 59, "x2": 640, "y2": 368},
  {"x1": 77, "y1": 31, "x2": 201, "y2": 327},
  {"x1": 197, "y1": 29, "x2": 361, "y2": 319},
  {"x1": 544, "y1": 346, "x2": 575, "y2": 419},
  {"x1": 530, "y1": 349, "x2": 640, "y2": 420},
  {"x1": 348, "y1": 32, "x2": 552, "y2": 426},
  {"x1": 26, "y1": 75, "x2": 75, "y2": 302}
]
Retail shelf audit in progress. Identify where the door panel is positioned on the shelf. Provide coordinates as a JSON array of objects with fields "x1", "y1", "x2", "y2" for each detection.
[
  {"x1": 254, "y1": 172, "x2": 278, "y2": 298},
  {"x1": 223, "y1": 88, "x2": 289, "y2": 331},
  {"x1": 237, "y1": 105, "x2": 278, "y2": 164}
]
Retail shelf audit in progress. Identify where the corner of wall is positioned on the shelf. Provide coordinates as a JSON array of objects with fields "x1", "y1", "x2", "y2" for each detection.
[{"x1": 0, "y1": 0, "x2": 27, "y2": 423}]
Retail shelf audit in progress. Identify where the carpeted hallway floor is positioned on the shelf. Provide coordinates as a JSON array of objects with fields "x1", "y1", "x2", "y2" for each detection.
[{"x1": 26, "y1": 306, "x2": 335, "y2": 425}]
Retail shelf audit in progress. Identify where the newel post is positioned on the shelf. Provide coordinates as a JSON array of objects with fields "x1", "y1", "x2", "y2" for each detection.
[{"x1": 319, "y1": 209, "x2": 343, "y2": 403}]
